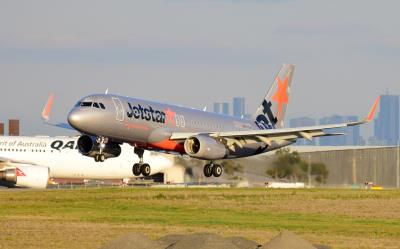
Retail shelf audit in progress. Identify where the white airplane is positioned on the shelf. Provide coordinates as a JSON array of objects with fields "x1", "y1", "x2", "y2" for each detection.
[{"x1": 0, "y1": 136, "x2": 173, "y2": 188}]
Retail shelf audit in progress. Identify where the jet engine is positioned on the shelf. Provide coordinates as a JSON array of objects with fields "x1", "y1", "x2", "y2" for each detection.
[
  {"x1": 77, "y1": 135, "x2": 121, "y2": 159},
  {"x1": 184, "y1": 135, "x2": 227, "y2": 160},
  {"x1": 0, "y1": 165, "x2": 49, "y2": 189}
]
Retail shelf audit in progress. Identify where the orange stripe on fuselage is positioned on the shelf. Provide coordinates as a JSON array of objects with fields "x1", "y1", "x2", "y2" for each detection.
[{"x1": 148, "y1": 139, "x2": 185, "y2": 153}]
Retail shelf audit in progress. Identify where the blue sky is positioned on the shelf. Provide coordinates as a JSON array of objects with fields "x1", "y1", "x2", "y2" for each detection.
[{"x1": 0, "y1": 0, "x2": 399, "y2": 137}]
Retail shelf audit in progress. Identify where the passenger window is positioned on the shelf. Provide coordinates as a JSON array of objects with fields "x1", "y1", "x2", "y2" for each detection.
[
  {"x1": 99, "y1": 103, "x2": 106, "y2": 109},
  {"x1": 81, "y1": 102, "x2": 93, "y2": 107},
  {"x1": 93, "y1": 102, "x2": 100, "y2": 108}
]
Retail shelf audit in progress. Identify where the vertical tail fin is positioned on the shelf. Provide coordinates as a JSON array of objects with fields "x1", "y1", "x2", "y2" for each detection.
[{"x1": 252, "y1": 64, "x2": 295, "y2": 129}]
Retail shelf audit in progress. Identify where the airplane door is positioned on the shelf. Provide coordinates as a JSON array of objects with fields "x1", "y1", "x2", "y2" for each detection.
[{"x1": 111, "y1": 97, "x2": 125, "y2": 121}]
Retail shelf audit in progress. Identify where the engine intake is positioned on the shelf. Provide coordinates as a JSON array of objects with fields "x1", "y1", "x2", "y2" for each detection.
[
  {"x1": 77, "y1": 135, "x2": 121, "y2": 159},
  {"x1": 184, "y1": 135, "x2": 227, "y2": 160}
]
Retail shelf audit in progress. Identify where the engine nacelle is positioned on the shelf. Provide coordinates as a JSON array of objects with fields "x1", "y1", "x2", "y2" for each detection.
[
  {"x1": 77, "y1": 135, "x2": 121, "y2": 159},
  {"x1": 0, "y1": 165, "x2": 49, "y2": 189},
  {"x1": 184, "y1": 135, "x2": 227, "y2": 160}
]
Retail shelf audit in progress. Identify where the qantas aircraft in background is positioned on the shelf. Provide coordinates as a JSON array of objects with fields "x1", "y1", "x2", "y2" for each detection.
[
  {"x1": 0, "y1": 136, "x2": 173, "y2": 188},
  {"x1": 45, "y1": 64, "x2": 379, "y2": 178}
]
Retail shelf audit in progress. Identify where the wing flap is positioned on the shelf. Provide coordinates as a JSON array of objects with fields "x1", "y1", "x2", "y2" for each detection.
[{"x1": 170, "y1": 123, "x2": 348, "y2": 141}]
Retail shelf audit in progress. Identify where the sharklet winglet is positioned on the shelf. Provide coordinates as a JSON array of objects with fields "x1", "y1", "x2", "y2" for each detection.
[
  {"x1": 346, "y1": 96, "x2": 381, "y2": 127},
  {"x1": 41, "y1": 93, "x2": 54, "y2": 121}
]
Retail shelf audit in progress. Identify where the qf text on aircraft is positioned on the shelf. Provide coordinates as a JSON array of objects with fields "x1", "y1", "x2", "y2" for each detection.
[{"x1": 45, "y1": 64, "x2": 379, "y2": 178}]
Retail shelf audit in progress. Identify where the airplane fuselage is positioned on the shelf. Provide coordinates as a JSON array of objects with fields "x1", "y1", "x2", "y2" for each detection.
[{"x1": 68, "y1": 94, "x2": 291, "y2": 159}]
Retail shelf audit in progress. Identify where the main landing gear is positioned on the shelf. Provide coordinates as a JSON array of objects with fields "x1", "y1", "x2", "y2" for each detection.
[
  {"x1": 132, "y1": 147, "x2": 151, "y2": 177},
  {"x1": 203, "y1": 163, "x2": 222, "y2": 178}
]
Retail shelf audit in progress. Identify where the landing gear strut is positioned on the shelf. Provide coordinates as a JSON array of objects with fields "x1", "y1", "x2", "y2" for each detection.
[
  {"x1": 203, "y1": 163, "x2": 222, "y2": 177},
  {"x1": 94, "y1": 136, "x2": 108, "y2": 162},
  {"x1": 132, "y1": 147, "x2": 151, "y2": 177}
]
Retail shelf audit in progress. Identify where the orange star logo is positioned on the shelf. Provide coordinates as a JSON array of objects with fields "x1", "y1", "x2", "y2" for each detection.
[
  {"x1": 272, "y1": 76, "x2": 289, "y2": 118},
  {"x1": 164, "y1": 108, "x2": 176, "y2": 126}
]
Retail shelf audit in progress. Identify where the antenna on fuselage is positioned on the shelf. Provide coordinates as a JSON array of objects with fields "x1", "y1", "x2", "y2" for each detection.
[{"x1": 105, "y1": 88, "x2": 109, "y2": 94}]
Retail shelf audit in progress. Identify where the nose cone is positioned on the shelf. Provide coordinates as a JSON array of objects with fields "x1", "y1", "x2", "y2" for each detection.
[{"x1": 68, "y1": 109, "x2": 84, "y2": 131}]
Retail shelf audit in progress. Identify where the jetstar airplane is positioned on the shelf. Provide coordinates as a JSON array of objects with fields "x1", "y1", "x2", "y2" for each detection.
[
  {"x1": 46, "y1": 64, "x2": 379, "y2": 178},
  {"x1": 0, "y1": 136, "x2": 173, "y2": 188}
]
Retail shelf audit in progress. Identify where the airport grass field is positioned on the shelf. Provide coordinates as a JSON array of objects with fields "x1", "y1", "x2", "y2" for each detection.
[{"x1": 0, "y1": 188, "x2": 399, "y2": 249}]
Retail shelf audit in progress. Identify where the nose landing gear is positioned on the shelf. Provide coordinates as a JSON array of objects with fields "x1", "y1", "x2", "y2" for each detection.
[
  {"x1": 93, "y1": 136, "x2": 108, "y2": 162},
  {"x1": 94, "y1": 154, "x2": 106, "y2": 162}
]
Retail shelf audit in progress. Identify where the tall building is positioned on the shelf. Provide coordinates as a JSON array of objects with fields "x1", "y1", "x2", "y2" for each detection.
[
  {"x1": 0, "y1": 122, "x2": 4, "y2": 136},
  {"x1": 233, "y1": 97, "x2": 245, "y2": 118},
  {"x1": 9, "y1": 119, "x2": 19, "y2": 136},
  {"x1": 222, "y1": 102, "x2": 229, "y2": 115},
  {"x1": 289, "y1": 117, "x2": 316, "y2": 145},
  {"x1": 374, "y1": 95, "x2": 399, "y2": 146},
  {"x1": 213, "y1": 102, "x2": 221, "y2": 114},
  {"x1": 319, "y1": 115, "x2": 360, "y2": 146}
]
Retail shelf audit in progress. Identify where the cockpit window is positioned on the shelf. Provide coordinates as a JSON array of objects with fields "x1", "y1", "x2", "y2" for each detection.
[
  {"x1": 77, "y1": 101, "x2": 105, "y2": 109},
  {"x1": 81, "y1": 102, "x2": 93, "y2": 107}
]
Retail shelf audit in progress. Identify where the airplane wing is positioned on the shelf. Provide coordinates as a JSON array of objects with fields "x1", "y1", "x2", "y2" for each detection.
[
  {"x1": 170, "y1": 96, "x2": 380, "y2": 147},
  {"x1": 41, "y1": 94, "x2": 74, "y2": 130}
]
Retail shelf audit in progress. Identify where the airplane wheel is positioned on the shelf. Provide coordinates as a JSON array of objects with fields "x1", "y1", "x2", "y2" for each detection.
[
  {"x1": 212, "y1": 164, "x2": 222, "y2": 177},
  {"x1": 203, "y1": 164, "x2": 213, "y2": 177},
  {"x1": 98, "y1": 154, "x2": 106, "y2": 162},
  {"x1": 132, "y1": 163, "x2": 141, "y2": 176},
  {"x1": 141, "y1": 163, "x2": 151, "y2": 177},
  {"x1": 94, "y1": 154, "x2": 99, "y2": 162}
]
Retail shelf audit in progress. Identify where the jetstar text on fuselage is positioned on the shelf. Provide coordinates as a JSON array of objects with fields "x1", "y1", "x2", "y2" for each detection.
[{"x1": 126, "y1": 103, "x2": 167, "y2": 124}]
